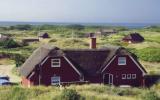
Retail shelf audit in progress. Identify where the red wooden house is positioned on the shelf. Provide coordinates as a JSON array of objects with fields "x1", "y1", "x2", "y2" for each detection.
[
  {"x1": 20, "y1": 38, "x2": 147, "y2": 87},
  {"x1": 122, "y1": 33, "x2": 144, "y2": 43}
]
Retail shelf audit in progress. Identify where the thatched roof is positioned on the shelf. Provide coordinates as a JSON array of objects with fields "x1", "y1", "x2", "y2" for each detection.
[
  {"x1": 19, "y1": 45, "x2": 60, "y2": 77},
  {"x1": 22, "y1": 38, "x2": 39, "y2": 43},
  {"x1": 38, "y1": 32, "x2": 49, "y2": 38},
  {"x1": 63, "y1": 49, "x2": 110, "y2": 76},
  {"x1": 20, "y1": 45, "x2": 146, "y2": 77},
  {"x1": 123, "y1": 33, "x2": 144, "y2": 42}
]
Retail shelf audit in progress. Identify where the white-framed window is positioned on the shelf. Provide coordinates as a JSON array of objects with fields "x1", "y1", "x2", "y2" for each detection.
[
  {"x1": 122, "y1": 74, "x2": 126, "y2": 79},
  {"x1": 51, "y1": 59, "x2": 60, "y2": 67},
  {"x1": 118, "y1": 57, "x2": 126, "y2": 65},
  {"x1": 51, "y1": 76, "x2": 60, "y2": 85},
  {"x1": 127, "y1": 74, "x2": 131, "y2": 79},
  {"x1": 132, "y1": 74, "x2": 136, "y2": 79}
]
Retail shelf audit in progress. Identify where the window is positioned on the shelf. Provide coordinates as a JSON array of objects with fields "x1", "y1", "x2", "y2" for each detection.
[
  {"x1": 51, "y1": 76, "x2": 60, "y2": 85},
  {"x1": 127, "y1": 74, "x2": 131, "y2": 79},
  {"x1": 51, "y1": 59, "x2": 60, "y2": 67},
  {"x1": 132, "y1": 74, "x2": 136, "y2": 79},
  {"x1": 122, "y1": 74, "x2": 126, "y2": 79},
  {"x1": 118, "y1": 57, "x2": 126, "y2": 65}
]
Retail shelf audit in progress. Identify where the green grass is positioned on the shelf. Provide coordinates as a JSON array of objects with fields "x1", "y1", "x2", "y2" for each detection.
[
  {"x1": 1, "y1": 28, "x2": 160, "y2": 75},
  {"x1": 1, "y1": 26, "x2": 160, "y2": 100},
  {"x1": 0, "y1": 84, "x2": 160, "y2": 100}
]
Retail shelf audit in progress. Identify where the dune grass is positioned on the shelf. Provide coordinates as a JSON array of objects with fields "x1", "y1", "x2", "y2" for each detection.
[{"x1": 0, "y1": 84, "x2": 160, "y2": 100}]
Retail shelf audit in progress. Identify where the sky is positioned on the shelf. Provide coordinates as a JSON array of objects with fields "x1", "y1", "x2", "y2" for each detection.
[{"x1": 0, "y1": 0, "x2": 160, "y2": 23}]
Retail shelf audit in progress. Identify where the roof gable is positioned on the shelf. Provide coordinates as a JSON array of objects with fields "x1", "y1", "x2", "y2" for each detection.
[{"x1": 19, "y1": 45, "x2": 59, "y2": 77}]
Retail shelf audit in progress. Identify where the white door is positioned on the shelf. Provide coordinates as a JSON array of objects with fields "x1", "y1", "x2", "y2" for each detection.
[
  {"x1": 109, "y1": 74, "x2": 113, "y2": 85},
  {"x1": 104, "y1": 73, "x2": 113, "y2": 85}
]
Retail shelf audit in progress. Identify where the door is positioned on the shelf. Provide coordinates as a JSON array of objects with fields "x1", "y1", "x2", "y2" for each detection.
[{"x1": 103, "y1": 73, "x2": 113, "y2": 85}]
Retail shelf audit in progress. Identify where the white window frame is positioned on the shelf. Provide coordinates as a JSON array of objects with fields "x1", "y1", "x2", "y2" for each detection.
[
  {"x1": 51, "y1": 76, "x2": 60, "y2": 85},
  {"x1": 127, "y1": 74, "x2": 131, "y2": 79},
  {"x1": 132, "y1": 74, "x2": 136, "y2": 79},
  {"x1": 51, "y1": 59, "x2": 61, "y2": 67},
  {"x1": 118, "y1": 57, "x2": 126, "y2": 65},
  {"x1": 122, "y1": 74, "x2": 126, "y2": 79}
]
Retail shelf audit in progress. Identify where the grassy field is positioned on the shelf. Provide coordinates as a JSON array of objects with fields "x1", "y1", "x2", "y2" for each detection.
[
  {"x1": 0, "y1": 25, "x2": 160, "y2": 100},
  {"x1": 0, "y1": 27, "x2": 160, "y2": 78},
  {"x1": 0, "y1": 84, "x2": 160, "y2": 100}
]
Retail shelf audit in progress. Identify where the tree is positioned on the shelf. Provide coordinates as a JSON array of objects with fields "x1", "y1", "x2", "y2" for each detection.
[{"x1": 3, "y1": 39, "x2": 20, "y2": 48}]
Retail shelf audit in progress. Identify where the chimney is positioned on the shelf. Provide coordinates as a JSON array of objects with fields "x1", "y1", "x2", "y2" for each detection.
[{"x1": 90, "y1": 37, "x2": 96, "y2": 49}]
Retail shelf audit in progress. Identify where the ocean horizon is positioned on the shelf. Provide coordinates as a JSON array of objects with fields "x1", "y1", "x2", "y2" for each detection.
[{"x1": 0, "y1": 21, "x2": 160, "y2": 29}]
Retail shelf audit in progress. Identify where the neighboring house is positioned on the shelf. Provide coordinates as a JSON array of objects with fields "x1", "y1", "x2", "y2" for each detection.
[
  {"x1": 38, "y1": 32, "x2": 50, "y2": 39},
  {"x1": 96, "y1": 29, "x2": 118, "y2": 36},
  {"x1": 85, "y1": 33, "x2": 96, "y2": 38},
  {"x1": 22, "y1": 38, "x2": 39, "y2": 44},
  {"x1": 122, "y1": 33, "x2": 144, "y2": 43},
  {"x1": 20, "y1": 38, "x2": 147, "y2": 87},
  {"x1": 0, "y1": 34, "x2": 9, "y2": 42}
]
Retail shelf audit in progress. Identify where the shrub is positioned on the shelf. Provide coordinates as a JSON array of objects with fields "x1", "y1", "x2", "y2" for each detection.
[
  {"x1": 3, "y1": 39, "x2": 20, "y2": 48},
  {"x1": 13, "y1": 54, "x2": 26, "y2": 67},
  {"x1": 9, "y1": 24, "x2": 32, "y2": 30},
  {"x1": 59, "y1": 89, "x2": 84, "y2": 100},
  {"x1": 49, "y1": 39, "x2": 57, "y2": 42},
  {"x1": 141, "y1": 90, "x2": 160, "y2": 100}
]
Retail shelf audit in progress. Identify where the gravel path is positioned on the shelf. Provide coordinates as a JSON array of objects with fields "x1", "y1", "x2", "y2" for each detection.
[{"x1": 0, "y1": 65, "x2": 20, "y2": 82}]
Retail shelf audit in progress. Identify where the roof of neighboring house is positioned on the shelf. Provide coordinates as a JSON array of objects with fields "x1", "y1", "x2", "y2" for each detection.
[
  {"x1": 123, "y1": 33, "x2": 144, "y2": 42},
  {"x1": 38, "y1": 32, "x2": 49, "y2": 37},
  {"x1": 99, "y1": 29, "x2": 117, "y2": 33},
  {"x1": 19, "y1": 45, "x2": 146, "y2": 77},
  {"x1": 85, "y1": 33, "x2": 96, "y2": 38},
  {"x1": 22, "y1": 38, "x2": 39, "y2": 43},
  {"x1": 0, "y1": 34, "x2": 9, "y2": 41}
]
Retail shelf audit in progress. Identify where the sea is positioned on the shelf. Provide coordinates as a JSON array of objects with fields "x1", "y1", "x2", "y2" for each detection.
[{"x1": 0, "y1": 21, "x2": 160, "y2": 29}]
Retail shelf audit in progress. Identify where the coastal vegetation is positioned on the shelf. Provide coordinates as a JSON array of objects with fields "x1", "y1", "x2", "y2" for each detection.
[
  {"x1": 0, "y1": 84, "x2": 160, "y2": 100},
  {"x1": 0, "y1": 24, "x2": 160, "y2": 100}
]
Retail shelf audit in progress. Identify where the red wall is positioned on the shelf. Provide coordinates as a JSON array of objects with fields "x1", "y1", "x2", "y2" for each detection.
[
  {"x1": 21, "y1": 77, "x2": 35, "y2": 87},
  {"x1": 28, "y1": 57, "x2": 81, "y2": 86},
  {"x1": 22, "y1": 55, "x2": 145, "y2": 87},
  {"x1": 84, "y1": 75, "x2": 102, "y2": 83},
  {"x1": 102, "y1": 55, "x2": 144, "y2": 86}
]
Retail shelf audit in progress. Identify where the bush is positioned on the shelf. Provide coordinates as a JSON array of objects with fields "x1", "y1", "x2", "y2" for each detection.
[
  {"x1": 141, "y1": 91, "x2": 160, "y2": 100},
  {"x1": 59, "y1": 89, "x2": 84, "y2": 100},
  {"x1": 49, "y1": 39, "x2": 57, "y2": 42},
  {"x1": 0, "y1": 52, "x2": 27, "y2": 67},
  {"x1": 3, "y1": 39, "x2": 20, "y2": 48},
  {"x1": 9, "y1": 24, "x2": 32, "y2": 30},
  {"x1": 13, "y1": 54, "x2": 26, "y2": 67}
]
